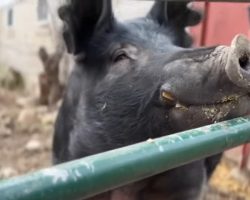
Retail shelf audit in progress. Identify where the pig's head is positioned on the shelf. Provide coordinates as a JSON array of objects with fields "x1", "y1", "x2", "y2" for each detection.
[{"x1": 55, "y1": 0, "x2": 250, "y2": 161}]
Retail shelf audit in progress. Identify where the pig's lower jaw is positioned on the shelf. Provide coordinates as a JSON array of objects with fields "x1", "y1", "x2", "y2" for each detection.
[{"x1": 167, "y1": 94, "x2": 250, "y2": 132}]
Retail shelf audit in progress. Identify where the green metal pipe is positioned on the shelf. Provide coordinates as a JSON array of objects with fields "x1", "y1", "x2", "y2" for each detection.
[{"x1": 0, "y1": 116, "x2": 250, "y2": 200}]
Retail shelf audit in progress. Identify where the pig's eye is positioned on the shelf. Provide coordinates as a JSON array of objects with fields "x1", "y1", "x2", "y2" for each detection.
[{"x1": 113, "y1": 51, "x2": 129, "y2": 63}]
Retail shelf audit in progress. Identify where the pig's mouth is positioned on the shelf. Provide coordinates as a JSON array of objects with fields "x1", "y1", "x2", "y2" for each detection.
[
  {"x1": 161, "y1": 91, "x2": 248, "y2": 107},
  {"x1": 161, "y1": 92, "x2": 250, "y2": 130}
]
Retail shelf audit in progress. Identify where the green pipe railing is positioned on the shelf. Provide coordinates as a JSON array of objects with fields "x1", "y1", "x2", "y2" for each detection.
[{"x1": 0, "y1": 116, "x2": 250, "y2": 200}]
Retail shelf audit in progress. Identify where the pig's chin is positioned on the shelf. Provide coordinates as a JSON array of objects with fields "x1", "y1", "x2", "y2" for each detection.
[{"x1": 167, "y1": 94, "x2": 250, "y2": 132}]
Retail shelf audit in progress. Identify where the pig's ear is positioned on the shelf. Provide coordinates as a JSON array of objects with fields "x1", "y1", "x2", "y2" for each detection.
[
  {"x1": 148, "y1": 1, "x2": 201, "y2": 27},
  {"x1": 148, "y1": 1, "x2": 201, "y2": 47},
  {"x1": 58, "y1": 0, "x2": 114, "y2": 55}
]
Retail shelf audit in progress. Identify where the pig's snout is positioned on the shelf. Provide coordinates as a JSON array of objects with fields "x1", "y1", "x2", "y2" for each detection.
[{"x1": 226, "y1": 34, "x2": 250, "y2": 90}]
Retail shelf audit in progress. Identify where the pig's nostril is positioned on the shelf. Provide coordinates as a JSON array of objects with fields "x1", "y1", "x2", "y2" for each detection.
[
  {"x1": 226, "y1": 34, "x2": 250, "y2": 89},
  {"x1": 239, "y1": 54, "x2": 250, "y2": 71}
]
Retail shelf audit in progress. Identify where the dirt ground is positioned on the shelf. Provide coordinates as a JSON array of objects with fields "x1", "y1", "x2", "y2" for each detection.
[{"x1": 0, "y1": 87, "x2": 249, "y2": 200}]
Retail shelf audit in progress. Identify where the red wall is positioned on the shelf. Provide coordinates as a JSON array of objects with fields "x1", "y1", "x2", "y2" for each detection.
[{"x1": 191, "y1": 3, "x2": 250, "y2": 47}]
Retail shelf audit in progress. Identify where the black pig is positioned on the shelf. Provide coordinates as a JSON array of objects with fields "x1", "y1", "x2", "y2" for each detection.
[{"x1": 53, "y1": 1, "x2": 250, "y2": 199}]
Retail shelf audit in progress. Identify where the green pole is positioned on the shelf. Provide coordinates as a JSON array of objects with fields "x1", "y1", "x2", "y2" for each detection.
[{"x1": 0, "y1": 117, "x2": 250, "y2": 200}]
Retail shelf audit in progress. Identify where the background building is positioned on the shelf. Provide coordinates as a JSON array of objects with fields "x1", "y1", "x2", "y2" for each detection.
[
  {"x1": 0, "y1": 0, "x2": 152, "y2": 89},
  {"x1": 0, "y1": 0, "x2": 54, "y2": 87}
]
